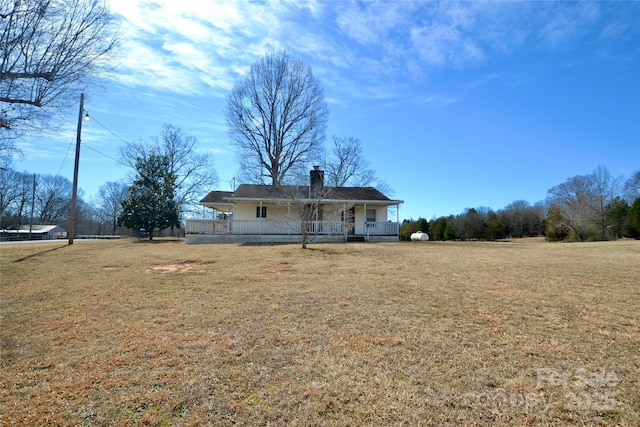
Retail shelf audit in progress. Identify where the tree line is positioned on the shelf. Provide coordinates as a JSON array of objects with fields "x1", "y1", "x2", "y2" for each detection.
[
  {"x1": 401, "y1": 166, "x2": 640, "y2": 242},
  {"x1": 0, "y1": 168, "x2": 125, "y2": 236},
  {"x1": 0, "y1": 123, "x2": 216, "y2": 239}
]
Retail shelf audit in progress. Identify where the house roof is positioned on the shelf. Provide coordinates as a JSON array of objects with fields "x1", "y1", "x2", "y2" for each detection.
[
  {"x1": 200, "y1": 191, "x2": 234, "y2": 204},
  {"x1": 200, "y1": 185, "x2": 402, "y2": 207},
  {"x1": 236, "y1": 184, "x2": 393, "y2": 201},
  {"x1": 4, "y1": 225, "x2": 65, "y2": 233}
]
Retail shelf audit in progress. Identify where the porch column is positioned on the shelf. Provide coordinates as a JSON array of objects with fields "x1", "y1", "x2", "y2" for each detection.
[
  {"x1": 343, "y1": 203, "x2": 347, "y2": 241},
  {"x1": 364, "y1": 202, "x2": 368, "y2": 241}
]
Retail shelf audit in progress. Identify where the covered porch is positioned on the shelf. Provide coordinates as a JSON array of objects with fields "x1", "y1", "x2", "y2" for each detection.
[{"x1": 185, "y1": 218, "x2": 400, "y2": 244}]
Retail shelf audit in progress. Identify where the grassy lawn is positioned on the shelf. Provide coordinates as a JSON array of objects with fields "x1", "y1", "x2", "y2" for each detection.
[{"x1": 1, "y1": 239, "x2": 639, "y2": 426}]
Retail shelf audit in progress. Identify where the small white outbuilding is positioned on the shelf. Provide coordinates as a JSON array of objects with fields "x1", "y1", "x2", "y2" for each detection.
[{"x1": 2, "y1": 225, "x2": 67, "y2": 241}]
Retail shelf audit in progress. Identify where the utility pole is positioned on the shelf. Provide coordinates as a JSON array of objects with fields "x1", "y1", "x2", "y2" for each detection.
[{"x1": 68, "y1": 93, "x2": 84, "y2": 245}]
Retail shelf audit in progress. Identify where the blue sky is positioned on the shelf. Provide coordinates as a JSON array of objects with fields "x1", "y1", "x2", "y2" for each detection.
[{"x1": 14, "y1": 0, "x2": 640, "y2": 220}]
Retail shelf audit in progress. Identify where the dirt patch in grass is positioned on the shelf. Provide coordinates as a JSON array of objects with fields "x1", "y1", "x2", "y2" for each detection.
[
  {"x1": 1, "y1": 239, "x2": 639, "y2": 425},
  {"x1": 147, "y1": 261, "x2": 207, "y2": 274}
]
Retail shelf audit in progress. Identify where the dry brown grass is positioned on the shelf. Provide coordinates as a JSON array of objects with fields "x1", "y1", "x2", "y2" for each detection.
[{"x1": 1, "y1": 239, "x2": 639, "y2": 426}]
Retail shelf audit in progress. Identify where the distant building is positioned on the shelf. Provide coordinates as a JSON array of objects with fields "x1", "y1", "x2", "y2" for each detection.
[{"x1": 1, "y1": 225, "x2": 67, "y2": 241}]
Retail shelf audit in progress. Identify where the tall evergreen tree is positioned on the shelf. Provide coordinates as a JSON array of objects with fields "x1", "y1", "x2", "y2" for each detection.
[
  {"x1": 117, "y1": 153, "x2": 180, "y2": 240},
  {"x1": 626, "y1": 198, "x2": 640, "y2": 239},
  {"x1": 605, "y1": 197, "x2": 629, "y2": 238}
]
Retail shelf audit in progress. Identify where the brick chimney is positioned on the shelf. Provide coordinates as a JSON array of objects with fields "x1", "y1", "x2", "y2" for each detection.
[{"x1": 310, "y1": 166, "x2": 324, "y2": 197}]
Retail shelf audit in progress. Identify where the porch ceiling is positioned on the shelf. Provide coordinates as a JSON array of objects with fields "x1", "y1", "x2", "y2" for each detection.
[{"x1": 201, "y1": 202, "x2": 233, "y2": 211}]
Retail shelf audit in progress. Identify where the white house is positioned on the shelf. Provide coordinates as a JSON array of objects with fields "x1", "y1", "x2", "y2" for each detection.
[{"x1": 186, "y1": 167, "x2": 403, "y2": 244}]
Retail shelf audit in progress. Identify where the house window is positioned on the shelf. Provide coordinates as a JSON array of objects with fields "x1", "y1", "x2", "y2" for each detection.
[
  {"x1": 366, "y1": 209, "x2": 376, "y2": 222},
  {"x1": 256, "y1": 206, "x2": 267, "y2": 218}
]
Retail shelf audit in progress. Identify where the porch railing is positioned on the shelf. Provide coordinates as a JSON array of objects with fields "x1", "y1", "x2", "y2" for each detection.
[
  {"x1": 364, "y1": 221, "x2": 400, "y2": 236},
  {"x1": 186, "y1": 219, "x2": 398, "y2": 236}
]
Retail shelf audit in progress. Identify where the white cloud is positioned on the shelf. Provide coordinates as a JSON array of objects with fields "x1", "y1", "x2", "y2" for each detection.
[
  {"x1": 106, "y1": 0, "x2": 291, "y2": 93},
  {"x1": 539, "y1": 2, "x2": 601, "y2": 49},
  {"x1": 395, "y1": 93, "x2": 460, "y2": 110},
  {"x1": 411, "y1": 24, "x2": 483, "y2": 68},
  {"x1": 335, "y1": 3, "x2": 381, "y2": 46},
  {"x1": 104, "y1": 0, "x2": 637, "y2": 107}
]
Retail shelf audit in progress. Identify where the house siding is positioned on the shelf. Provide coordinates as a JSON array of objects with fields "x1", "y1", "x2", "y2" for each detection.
[
  {"x1": 353, "y1": 206, "x2": 387, "y2": 235},
  {"x1": 233, "y1": 201, "x2": 350, "y2": 223},
  {"x1": 233, "y1": 203, "x2": 293, "y2": 221}
]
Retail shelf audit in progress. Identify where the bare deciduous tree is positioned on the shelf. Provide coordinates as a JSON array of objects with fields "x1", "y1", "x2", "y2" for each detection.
[
  {"x1": 120, "y1": 123, "x2": 217, "y2": 217},
  {"x1": 623, "y1": 170, "x2": 640, "y2": 203},
  {"x1": 36, "y1": 174, "x2": 73, "y2": 223},
  {"x1": 8, "y1": 169, "x2": 33, "y2": 226},
  {"x1": 0, "y1": 135, "x2": 21, "y2": 161},
  {"x1": 263, "y1": 168, "x2": 352, "y2": 249},
  {"x1": 545, "y1": 166, "x2": 622, "y2": 241},
  {"x1": 281, "y1": 186, "x2": 348, "y2": 250},
  {"x1": 0, "y1": 166, "x2": 20, "y2": 223},
  {"x1": 226, "y1": 51, "x2": 328, "y2": 186},
  {"x1": 323, "y1": 136, "x2": 375, "y2": 187},
  {"x1": 590, "y1": 165, "x2": 622, "y2": 238},
  {"x1": 0, "y1": 0, "x2": 117, "y2": 153},
  {"x1": 546, "y1": 174, "x2": 596, "y2": 241},
  {"x1": 96, "y1": 180, "x2": 127, "y2": 235},
  {"x1": 500, "y1": 200, "x2": 529, "y2": 238}
]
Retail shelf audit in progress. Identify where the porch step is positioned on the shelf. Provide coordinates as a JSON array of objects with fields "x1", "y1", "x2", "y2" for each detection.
[{"x1": 347, "y1": 235, "x2": 366, "y2": 242}]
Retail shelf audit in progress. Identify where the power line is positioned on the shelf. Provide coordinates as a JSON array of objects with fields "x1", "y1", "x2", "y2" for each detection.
[
  {"x1": 88, "y1": 114, "x2": 131, "y2": 145},
  {"x1": 82, "y1": 142, "x2": 126, "y2": 166},
  {"x1": 82, "y1": 113, "x2": 138, "y2": 167},
  {"x1": 56, "y1": 135, "x2": 75, "y2": 176},
  {"x1": 55, "y1": 112, "x2": 130, "y2": 176}
]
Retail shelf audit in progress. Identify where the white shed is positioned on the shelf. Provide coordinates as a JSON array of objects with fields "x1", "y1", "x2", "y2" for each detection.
[{"x1": 2, "y1": 225, "x2": 67, "y2": 240}]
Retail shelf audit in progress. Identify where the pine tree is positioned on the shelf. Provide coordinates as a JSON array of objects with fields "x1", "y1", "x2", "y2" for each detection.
[{"x1": 626, "y1": 198, "x2": 640, "y2": 239}]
